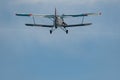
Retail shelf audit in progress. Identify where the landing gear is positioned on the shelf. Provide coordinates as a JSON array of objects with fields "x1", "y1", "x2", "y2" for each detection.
[
  {"x1": 60, "y1": 27, "x2": 68, "y2": 34},
  {"x1": 50, "y1": 27, "x2": 56, "y2": 34},
  {"x1": 49, "y1": 26, "x2": 69, "y2": 34},
  {"x1": 50, "y1": 30, "x2": 52, "y2": 34},
  {"x1": 55, "y1": 27, "x2": 57, "y2": 29},
  {"x1": 66, "y1": 30, "x2": 68, "y2": 34}
]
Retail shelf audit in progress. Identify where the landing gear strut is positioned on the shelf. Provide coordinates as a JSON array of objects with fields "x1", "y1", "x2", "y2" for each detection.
[{"x1": 60, "y1": 27, "x2": 68, "y2": 34}]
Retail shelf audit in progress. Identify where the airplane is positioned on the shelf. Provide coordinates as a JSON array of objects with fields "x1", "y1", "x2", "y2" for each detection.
[{"x1": 16, "y1": 8, "x2": 101, "y2": 34}]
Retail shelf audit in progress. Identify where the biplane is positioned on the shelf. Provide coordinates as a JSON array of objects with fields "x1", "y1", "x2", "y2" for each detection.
[{"x1": 16, "y1": 8, "x2": 101, "y2": 34}]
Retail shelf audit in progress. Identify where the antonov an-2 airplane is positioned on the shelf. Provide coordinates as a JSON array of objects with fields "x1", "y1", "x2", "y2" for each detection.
[{"x1": 16, "y1": 8, "x2": 101, "y2": 34}]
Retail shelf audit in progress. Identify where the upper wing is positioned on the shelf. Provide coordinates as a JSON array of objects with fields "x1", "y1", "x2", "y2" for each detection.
[
  {"x1": 16, "y1": 13, "x2": 54, "y2": 18},
  {"x1": 61, "y1": 12, "x2": 101, "y2": 18},
  {"x1": 63, "y1": 23, "x2": 92, "y2": 27},
  {"x1": 25, "y1": 24, "x2": 53, "y2": 27}
]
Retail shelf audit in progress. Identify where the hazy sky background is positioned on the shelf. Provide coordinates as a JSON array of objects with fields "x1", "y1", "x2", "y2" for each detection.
[{"x1": 0, "y1": 0, "x2": 120, "y2": 80}]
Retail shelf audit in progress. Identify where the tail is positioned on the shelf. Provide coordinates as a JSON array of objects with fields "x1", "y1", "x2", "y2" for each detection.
[
  {"x1": 54, "y1": 8, "x2": 57, "y2": 28},
  {"x1": 55, "y1": 8, "x2": 57, "y2": 16}
]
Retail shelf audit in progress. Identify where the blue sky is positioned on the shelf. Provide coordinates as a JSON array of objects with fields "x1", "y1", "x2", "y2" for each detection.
[{"x1": 0, "y1": 0, "x2": 120, "y2": 80}]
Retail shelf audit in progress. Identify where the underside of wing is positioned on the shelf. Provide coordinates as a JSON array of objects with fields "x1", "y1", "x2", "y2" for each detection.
[
  {"x1": 62, "y1": 12, "x2": 101, "y2": 18},
  {"x1": 25, "y1": 24, "x2": 53, "y2": 27},
  {"x1": 16, "y1": 13, "x2": 54, "y2": 18},
  {"x1": 63, "y1": 23, "x2": 92, "y2": 27}
]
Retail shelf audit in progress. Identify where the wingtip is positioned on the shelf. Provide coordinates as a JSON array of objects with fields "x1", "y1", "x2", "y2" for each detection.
[
  {"x1": 15, "y1": 13, "x2": 32, "y2": 16},
  {"x1": 15, "y1": 13, "x2": 18, "y2": 16}
]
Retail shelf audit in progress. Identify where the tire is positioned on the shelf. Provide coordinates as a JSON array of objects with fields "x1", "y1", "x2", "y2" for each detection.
[{"x1": 50, "y1": 30, "x2": 52, "y2": 34}]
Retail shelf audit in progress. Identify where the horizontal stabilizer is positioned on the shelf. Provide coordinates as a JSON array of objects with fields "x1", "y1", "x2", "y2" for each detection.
[
  {"x1": 25, "y1": 24, "x2": 53, "y2": 27},
  {"x1": 63, "y1": 23, "x2": 92, "y2": 27}
]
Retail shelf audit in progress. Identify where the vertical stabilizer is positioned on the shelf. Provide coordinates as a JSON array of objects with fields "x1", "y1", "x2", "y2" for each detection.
[{"x1": 54, "y1": 8, "x2": 57, "y2": 28}]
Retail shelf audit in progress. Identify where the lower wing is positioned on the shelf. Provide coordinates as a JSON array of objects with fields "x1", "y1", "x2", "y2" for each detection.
[
  {"x1": 63, "y1": 23, "x2": 92, "y2": 27},
  {"x1": 25, "y1": 24, "x2": 53, "y2": 27}
]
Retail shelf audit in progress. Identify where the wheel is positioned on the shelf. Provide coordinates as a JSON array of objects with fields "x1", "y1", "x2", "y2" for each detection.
[
  {"x1": 66, "y1": 30, "x2": 68, "y2": 34},
  {"x1": 50, "y1": 30, "x2": 52, "y2": 34}
]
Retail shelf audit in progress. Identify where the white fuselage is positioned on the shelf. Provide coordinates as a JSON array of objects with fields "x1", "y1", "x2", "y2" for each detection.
[
  {"x1": 55, "y1": 16, "x2": 67, "y2": 27},
  {"x1": 56, "y1": 16, "x2": 63, "y2": 26}
]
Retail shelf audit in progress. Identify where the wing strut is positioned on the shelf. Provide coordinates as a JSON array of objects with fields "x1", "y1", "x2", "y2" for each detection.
[
  {"x1": 82, "y1": 16, "x2": 84, "y2": 24},
  {"x1": 32, "y1": 16, "x2": 36, "y2": 24}
]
